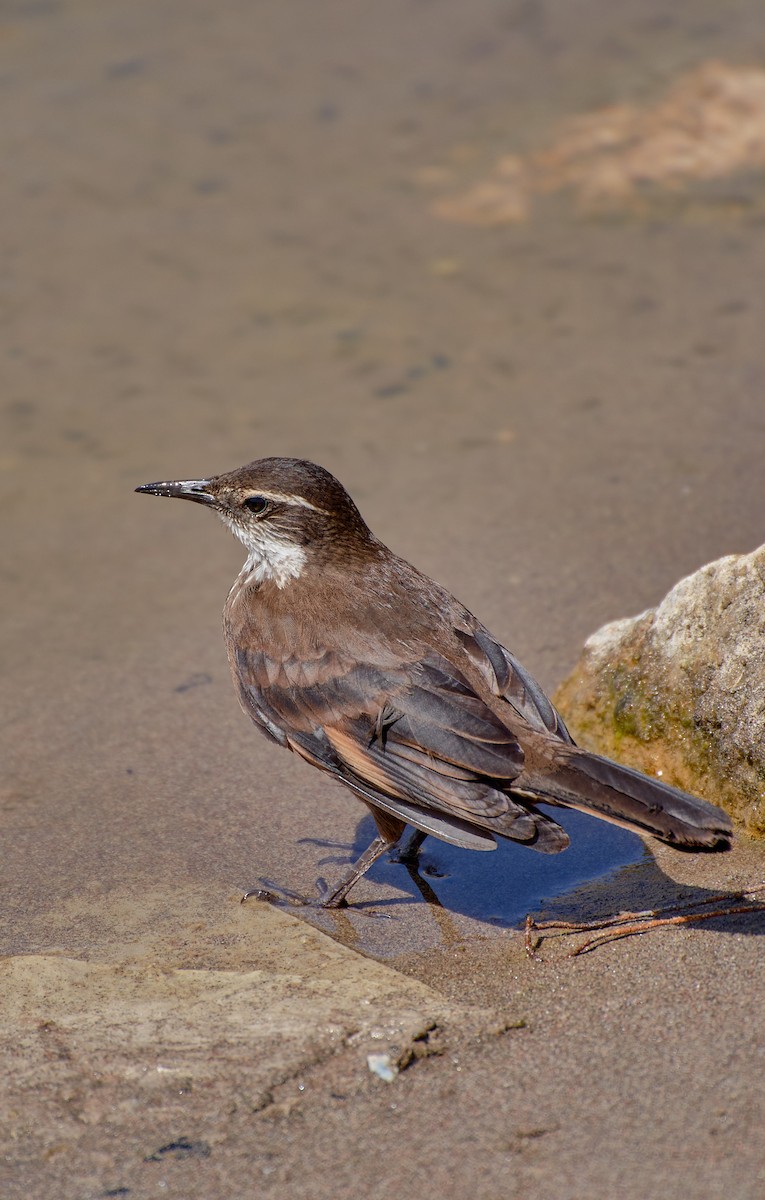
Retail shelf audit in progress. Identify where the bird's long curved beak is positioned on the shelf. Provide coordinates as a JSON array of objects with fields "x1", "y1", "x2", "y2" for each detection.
[{"x1": 135, "y1": 479, "x2": 216, "y2": 505}]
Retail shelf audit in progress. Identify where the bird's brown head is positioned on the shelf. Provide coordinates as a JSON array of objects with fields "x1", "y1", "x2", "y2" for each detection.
[{"x1": 136, "y1": 457, "x2": 376, "y2": 587}]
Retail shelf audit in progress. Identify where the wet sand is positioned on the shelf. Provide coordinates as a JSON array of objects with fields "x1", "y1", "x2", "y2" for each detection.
[{"x1": 2, "y1": 1, "x2": 765, "y2": 1196}]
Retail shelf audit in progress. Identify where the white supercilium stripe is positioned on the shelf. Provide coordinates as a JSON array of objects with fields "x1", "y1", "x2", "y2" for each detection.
[{"x1": 247, "y1": 491, "x2": 330, "y2": 514}]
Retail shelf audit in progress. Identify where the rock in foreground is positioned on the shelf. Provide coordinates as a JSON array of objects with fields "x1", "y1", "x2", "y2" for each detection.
[{"x1": 554, "y1": 545, "x2": 765, "y2": 837}]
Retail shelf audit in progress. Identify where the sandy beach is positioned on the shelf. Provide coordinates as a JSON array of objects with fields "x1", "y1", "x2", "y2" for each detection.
[{"x1": 2, "y1": 1, "x2": 765, "y2": 1195}]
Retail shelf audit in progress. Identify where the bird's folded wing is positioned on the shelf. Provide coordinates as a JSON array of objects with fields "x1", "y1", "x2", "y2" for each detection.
[
  {"x1": 455, "y1": 623, "x2": 574, "y2": 743},
  {"x1": 235, "y1": 645, "x2": 570, "y2": 853}
]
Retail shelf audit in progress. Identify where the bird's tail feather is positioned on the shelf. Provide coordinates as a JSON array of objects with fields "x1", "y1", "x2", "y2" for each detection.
[{"x1": 522, "y1": 749, "x2": 732, "y2": 851}]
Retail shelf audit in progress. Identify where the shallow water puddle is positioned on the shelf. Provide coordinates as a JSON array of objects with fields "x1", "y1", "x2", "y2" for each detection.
[{"x1": 298, "y1": 810, "x2": 647, "y2": 958}]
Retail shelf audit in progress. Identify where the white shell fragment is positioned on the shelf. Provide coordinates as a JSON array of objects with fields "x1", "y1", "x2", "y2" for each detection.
[{"x1": 367, "y1": 1053, "x2": 398, "y2": 1083}]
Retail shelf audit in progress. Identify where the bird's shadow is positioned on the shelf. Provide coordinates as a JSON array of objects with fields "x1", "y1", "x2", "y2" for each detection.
[{"x1": 297, "y1": 808, "x2": 765, "y2": 946}]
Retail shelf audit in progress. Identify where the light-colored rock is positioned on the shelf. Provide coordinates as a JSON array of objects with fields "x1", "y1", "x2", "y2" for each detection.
[
  {"x1": 554, "y1": 545, "x2": 765, "y2": 836},
  {"x1": 0, "y1": 902, "x2": 485, "y2": 1159}
]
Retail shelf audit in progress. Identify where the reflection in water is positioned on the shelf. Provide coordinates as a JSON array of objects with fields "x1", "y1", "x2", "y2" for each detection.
[
  {"x1": 298, "y1": 808, "x2": 647, "y2": 955},
  {"x1": 363, "y1": 808, "x2": 646, "y2": 923}
]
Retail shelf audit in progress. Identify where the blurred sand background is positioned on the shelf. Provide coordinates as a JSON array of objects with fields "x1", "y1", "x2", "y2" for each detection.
[{"x1": 2, "y1": 1, "x2": 765, "y2": 1196}]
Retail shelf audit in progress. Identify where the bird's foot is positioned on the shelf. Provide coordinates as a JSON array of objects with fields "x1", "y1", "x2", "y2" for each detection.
[
  {"x1": 524, "y1": 883, "x2": 765, "y2": 959},
  {"x1": 241, "y1": 876, "x2": 341, "y2": 909},
  {"x1": 241, "y1": 876, "x2": 393, "y2": 918}
]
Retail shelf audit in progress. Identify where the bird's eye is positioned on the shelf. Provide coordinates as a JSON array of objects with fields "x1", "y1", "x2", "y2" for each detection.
[{"x1": 243, "y1": 495, "x2": 269, "y2": 514}]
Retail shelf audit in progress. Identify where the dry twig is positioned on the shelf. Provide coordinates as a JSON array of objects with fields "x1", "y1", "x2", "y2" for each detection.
[{"x1": 524, "y1": 884, "x2": 765, "y2": 959}]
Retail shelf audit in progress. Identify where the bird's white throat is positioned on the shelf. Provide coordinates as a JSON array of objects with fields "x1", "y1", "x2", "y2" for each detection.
[{"x1": 221, "y1": 515, "x2": 306, "y2": 588}]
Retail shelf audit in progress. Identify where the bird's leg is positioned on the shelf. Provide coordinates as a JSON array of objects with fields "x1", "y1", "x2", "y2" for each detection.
[
  {"x1": 388, "y1": 827, "x2": 427, "y2": 864},
  {"x1": 316, "y1": 834, "x2": 397, "y2": 907},
  {"x1": 242, "y1": 834, "x2": 397, "y2": 910}
]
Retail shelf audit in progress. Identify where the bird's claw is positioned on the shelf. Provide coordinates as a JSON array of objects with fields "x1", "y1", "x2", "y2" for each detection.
[
  {"x1": 241, "y1": 876, "x2": 393, "y2": 919},
  {"x1": 241, "y1": 876, "x2": 348, "y2": 910},
  {"x1": 242, "y1": 878, "x2": 316, "y2": 907}
]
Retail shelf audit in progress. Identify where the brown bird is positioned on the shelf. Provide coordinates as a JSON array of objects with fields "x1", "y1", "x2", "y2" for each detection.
[{"x1": 136, "y1": 457, "x2": 732, "y2": 909}]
